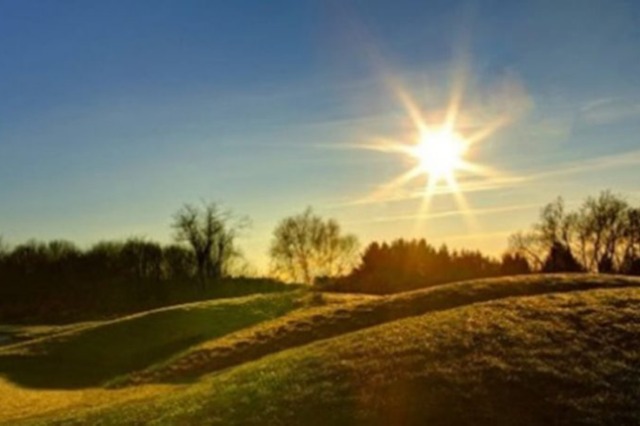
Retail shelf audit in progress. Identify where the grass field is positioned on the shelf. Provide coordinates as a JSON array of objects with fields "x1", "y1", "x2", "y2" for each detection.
[
  {"x1": 0, "y1": 291, "x2": 311, "y2": 389},
  {"x1": 1, "y1": 274, "x2": 639, "y2": 425}
]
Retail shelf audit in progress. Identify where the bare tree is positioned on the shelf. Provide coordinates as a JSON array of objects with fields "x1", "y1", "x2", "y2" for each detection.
[
  {"x1": 269, "y1": 208, "x2": 359, "y2": 284},
  {"x1": 575, "y1": 191, "x2": 629, "y2": 272},
  {"x1": 509, "y1": 198, "x2": 580, "y2": 271},
  {"x1": 172, "y1": 202, "x2": 246, "y2": 289},
  {"x1": 508, "y1": 231, "x2": 547, "y2": 270},
  {"x1": 538, "y1": 198, "x2": 580, "y2": 251},
  {"x1": 509, "y1": 191, "x2": 637, "y2": 273}
]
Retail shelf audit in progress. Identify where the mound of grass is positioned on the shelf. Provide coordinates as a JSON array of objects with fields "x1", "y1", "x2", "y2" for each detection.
[
  {"x1": 39, "y1": 286, "x2": 640, "y2": 425},
  {"x1": 121, "y1": 274, "x2": 640, "y2": 386},
  {"x1": 0, "y1": 291, "x2": 307, "y2": 389}
]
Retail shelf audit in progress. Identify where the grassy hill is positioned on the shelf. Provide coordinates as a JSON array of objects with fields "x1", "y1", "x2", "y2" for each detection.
[
  {"x1": 119, "y1": 274, "x2": 638, "y2": 386},
  {"x1": 0, "y1": 291, "x2": 313, "y2": 389},
  {"x1": 2, "y1": 274, "x2": 640, "y2": 425}
]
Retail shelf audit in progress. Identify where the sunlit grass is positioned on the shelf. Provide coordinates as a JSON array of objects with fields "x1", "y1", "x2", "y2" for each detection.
[
  {"x1": 118, "y1": 274, "x2": 640, "y2": 386},
  {"x1": 2, "y1": 275, "x2": 640, "y2": 425},
  {"x1": 32, "y1": 282, "x2": 640, "y2": 426},
  {"x1": 0, "y1": 292, "x2": 307, "y2": 390}
]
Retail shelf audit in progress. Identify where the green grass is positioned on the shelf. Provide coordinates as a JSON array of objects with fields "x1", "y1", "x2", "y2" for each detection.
[
  {"x1": 30, "y1": 285, "x2": 640, "y2": 425},
  {"x1": 120, "y1": 274, "x2": 639, "y2": 386},
  {"x1": 2, "y1": 274, "x2": 640, "y2": 425},
  {"x1": 0, "y1": 291, "x2": 309, "y2": 389},
  {"x1": 0, "y1": 322, "x2": 100, "y2": 347}
]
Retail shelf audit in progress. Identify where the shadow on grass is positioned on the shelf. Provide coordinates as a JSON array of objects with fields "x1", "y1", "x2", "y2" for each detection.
[
  {"x1": 0, "y1": 335, "x2": 204, "y2": 389},
  {"x1": 123, "y1": 274, "x2": 640, "y2": 386},
  {"x1": 0, "y1": 291, "x2": 304, "y2": 389}
]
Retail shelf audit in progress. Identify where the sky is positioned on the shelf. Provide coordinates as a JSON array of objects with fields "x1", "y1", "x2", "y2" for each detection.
[{"x1": 1, "y1": 0, "x2": 640, "y2": 272}]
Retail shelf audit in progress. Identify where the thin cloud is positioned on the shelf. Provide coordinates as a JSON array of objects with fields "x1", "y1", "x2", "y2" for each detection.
[
  {"x1": 354, "y1": 202, "x2": 541, "y2": 224},
  {"x1": 580, "y1": 97, "x2": 618, "y2": 112},
  {"x1": 526, "y1": 148, "x2": 640, "y2": 180},
  {"x1": 580, "y1": 97, "x2": 640, "y2": 125},
  {"x1": 337, "y1": 174, "x2": 529, "y2": 207}
]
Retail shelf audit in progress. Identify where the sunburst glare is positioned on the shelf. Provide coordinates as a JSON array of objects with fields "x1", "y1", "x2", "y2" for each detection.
[
  {"x1": 411, "y1": 128, "x2": 468, "y2": 183},
  {"x1": 356, "y1": 73, "x2": 514, "y2": 227}
]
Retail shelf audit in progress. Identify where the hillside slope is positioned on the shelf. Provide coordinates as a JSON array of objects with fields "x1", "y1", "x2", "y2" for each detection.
[
  {"x1": 32, "y1": 285, "x2": 640, "y2": 425},
  {"x1": 121, "y1": 274, "x2": 639, "y2": 386},
  {"x1": 0, "y1": 291, "x2": 308, "y2": 389}
]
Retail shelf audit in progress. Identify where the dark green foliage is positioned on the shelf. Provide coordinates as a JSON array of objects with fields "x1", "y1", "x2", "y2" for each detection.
[
  {"x1": 323, "y1": 239, "x2": 502, "y2": 294},
  {"x1": 0, "y1": 239, "x2": 295, "y2": 324},
  {"x1": 0, "y1": 292, "x2": 302, "y2": 389},
  {"x1": 500, "y1": 253, "x2": 531, "y2": 275},
  {"x1": 541, "y1": 242, "x2": 584, "y2": 273}
]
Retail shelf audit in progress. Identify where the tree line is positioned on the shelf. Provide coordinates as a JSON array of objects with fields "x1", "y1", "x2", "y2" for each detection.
[
  {"x1": 319, "y1": 239, "x2": 529, "y2": 294},
  {"x1": 509, "y1": 191, "x2": 640, "y2": 274},
  {"x1": 0, "y1": 203, "x2": 285, "y2": 323},
  {"x1": 269, "y1": 190, "x2": 640, "y2": 294},
  {"x1": 2, "y1": 190, "x2": 639, "y2": 322}
]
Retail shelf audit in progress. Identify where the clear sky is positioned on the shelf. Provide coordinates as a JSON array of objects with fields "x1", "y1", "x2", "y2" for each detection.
[{"x1": 2, "y1": 0, "x2": 640, "y2": 272}]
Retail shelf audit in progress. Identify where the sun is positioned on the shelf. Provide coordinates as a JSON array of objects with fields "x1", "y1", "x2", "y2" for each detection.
[
  {"x1": 350, "y1": 70, "x2": 512, "y2": 221},
  {"x1": 411, "y1": 129, "x2": 468, "y2": 183}
]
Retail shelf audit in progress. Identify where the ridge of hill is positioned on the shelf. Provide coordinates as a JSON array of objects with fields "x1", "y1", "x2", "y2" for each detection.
[
  {"x1": 32, "y1": 284, "x2": 640, "y2": 425},
  {"x1": 119, "y1": 274, "x2": 640, "y2": 386}
]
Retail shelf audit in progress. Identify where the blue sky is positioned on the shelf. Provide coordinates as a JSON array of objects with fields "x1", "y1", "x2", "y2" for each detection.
[{"x1": 2, "y1": 0, "x2": 640, "y2": 271}]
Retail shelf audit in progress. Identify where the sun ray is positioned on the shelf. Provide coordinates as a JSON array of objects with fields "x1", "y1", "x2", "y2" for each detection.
[
  {"x1": 445, "y1": 172, "x2": 478, "y2": 230},
  {"x1": 350, "y1": 65, "x2": 513, "y2": 232},
  {"x1": 443, "y1": 65, "x2": 467, "y2": 134},
  {"x1": 353, "y1": 138, "x2": 414, "y2": 155},
  {"x1": 396, "y1": 87, "x2": 429, "y2": 134},
  {"x1": 466, "y1": 115, "x2": 510, "y2": 146},
  {"x1": 412, "y1": 174, "x2": 438, "y2": 235},
  {"x1": 359, "y1": 166, "x2": 424, "y2": 205},
  {"x1": 457, "y1": 160, "x2": 495, "y2": 177}
]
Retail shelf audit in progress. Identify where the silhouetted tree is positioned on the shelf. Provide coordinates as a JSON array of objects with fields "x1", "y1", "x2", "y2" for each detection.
[
  {"x1": 270, "y1": 207, "x2": 359, "y2": 284},
  {"x1": 329, "y1": 239, "x2": 502, "y2": 294},
  {"x1": 500, "y1": 253, "x2": 531, "y2": 275},
  {"x1": 620, "y1": 207, "x2": 640, "y2": 275},
  {"x1": 509, "y1": 198, "x2": 580, "y2": 270},
  {"x1": 536, "y1": 198, "x2": 576, "y2": 250},
  {"x1": 121, "y1": 239, "x2": 164, "y2": 284},
  {"x1": 509, "y1": 191, "x2": 639, "y2": 273},
  {"x1": 574, "y1": 191, "x2": 629, "y2": 272},
  {"x1": 541, "y1": 242, "x2": 584, "y2": 273},
  {"x1": 173, "y1": 202, "x2": 246, "y2": 289},
  {"x1": 0, "y1": 236, "x2": 291, "y2": 324},
  {"x1": 508, "y1": 231, "x2": 547, "y2": 270},
  {"x1": 163, "y1": 244, "x2": 195, "y2": 280}
]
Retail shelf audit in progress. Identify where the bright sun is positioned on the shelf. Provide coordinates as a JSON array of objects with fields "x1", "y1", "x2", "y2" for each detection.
[
  {"x1": 411, "y1": 129, "x2": 468, "y2": 182},
  {"x1": 354, "y1": 72, "x2": 510, "y2": 220}
]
